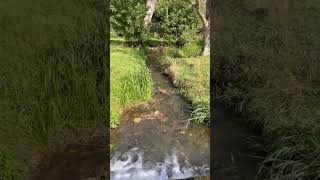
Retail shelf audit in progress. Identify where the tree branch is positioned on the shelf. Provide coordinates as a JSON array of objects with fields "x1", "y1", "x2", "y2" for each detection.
[{"x1": 195, "y1": 0, "x2": 209, "y2": 28}]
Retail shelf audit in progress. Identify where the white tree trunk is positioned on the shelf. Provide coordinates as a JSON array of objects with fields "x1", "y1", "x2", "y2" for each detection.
[
  {"x1": 195, "y1": 0, "x2": 210, "y2": 56},
  {"x1": 144, "y1": 0, "x2": 157, "y2": 26},
  {"x1": 203, "y1": 24, "x2": 210, "y2": 56}
]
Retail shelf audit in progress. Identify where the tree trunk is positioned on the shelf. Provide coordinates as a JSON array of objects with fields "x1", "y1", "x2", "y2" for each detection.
[
  {"x1": 144, "y1": 0, "x2": 157, "y2": 26},
  {"x1": 203, "y1": 24, "x2": 210, "y2": 56},
  {"x1": 195, "y1": 0, "x2": 210, "y2": 56}
]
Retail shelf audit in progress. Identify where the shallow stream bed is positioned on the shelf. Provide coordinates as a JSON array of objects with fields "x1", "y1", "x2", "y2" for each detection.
[{"x1": 110, "y1": 48, "x2": 210, "y2": 180}]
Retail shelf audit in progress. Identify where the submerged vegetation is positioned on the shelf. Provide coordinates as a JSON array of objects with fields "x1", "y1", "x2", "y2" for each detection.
[
  {"x1": 214, "y1": 0, "x2": 320, "y2": 179},
  {"x1": 0, "y1": 0, "x2": 106, "y2": 178}
]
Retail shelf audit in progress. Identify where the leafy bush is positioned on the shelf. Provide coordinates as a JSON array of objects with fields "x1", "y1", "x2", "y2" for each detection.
[
  {"x1": 110, "y1": 0, "x2": 202, "y2": 46},
  {"x1": 151, "y1": 0, "x2": 201, "y2": 45},
  {"x1": 110, "y1": 0, "x2": 149, "y2": 45}
]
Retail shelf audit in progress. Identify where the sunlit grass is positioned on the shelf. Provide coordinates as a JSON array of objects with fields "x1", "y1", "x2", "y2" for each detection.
[
  {"x1": 160, "y1": 55, "x2": 210, "y2": 125},
  {"x1": 110, "y1": 44, "x2": 152, "y2": 128}
]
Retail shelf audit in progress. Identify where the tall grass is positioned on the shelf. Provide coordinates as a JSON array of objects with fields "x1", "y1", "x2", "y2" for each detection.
[
  {"x1": 110, "y1": 44, "x2": 152, "y2": 128},
  {"x1": 214, "y1": 0, "x2": 320, "y2": 179},
  {"x1": 0, "y1": 0, "x2": 107, "y2": 178},
  {"x1": 160, "y1": 54, "x2": 210, "y2": 125}
]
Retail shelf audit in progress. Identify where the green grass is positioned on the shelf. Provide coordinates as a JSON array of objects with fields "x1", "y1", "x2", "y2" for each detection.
[
  {"x1": 0, "y1": 0, "x2": 106, "y2": 178},
  {"x1": 110, "y1": 44, "x2": 152, "y2": 128},
  {"x1": 214, "y1": 0, "x2": 320, "y2": 179},
  {"x1": 163, "y1": 33, "x2": 203, "y2": 58},
  {"x1": 160, "y1": 54, "x2": 210, "y2": 125}
]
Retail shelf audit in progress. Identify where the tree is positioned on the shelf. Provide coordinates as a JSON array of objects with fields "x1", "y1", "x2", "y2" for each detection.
[
  {"x1": 151, "y1": 0, "x2": 200, "y2": 46},
  {"x1": 144, "y1": 0, "x2": 158, "y2": 26},
  {"x1": 195, "y1": 0, "x2": 210, "y2": 56},
  {"x1": 110, "y1": 0, "x2": 148, "y2": 45}
]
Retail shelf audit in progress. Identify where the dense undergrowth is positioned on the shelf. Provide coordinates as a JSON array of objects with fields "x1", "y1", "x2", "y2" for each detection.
[
  {"x1": 160, "y1": 43, "x2": 210, "y2": 125},
  {"x1": 0, "y1": 0, "x2": 107, "y2": 178},
  {"x1": 214, "y1": 0, "x2": 320, "y2": 179},
  {"x1": 110, "y1": 43, "x2": 152, "y2": 128}
]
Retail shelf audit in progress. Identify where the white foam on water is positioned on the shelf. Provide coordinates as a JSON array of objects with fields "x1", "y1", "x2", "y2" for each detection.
[{"x1": 110, "y1": 148, "x2": 209, "y2": 180}]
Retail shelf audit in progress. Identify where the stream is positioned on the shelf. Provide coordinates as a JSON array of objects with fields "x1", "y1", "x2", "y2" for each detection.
[
  {"x1": 28, "y1": 47, "x2": 261, "y2": 180},
  {"x1": 110, "y1": 48, "x2": 210, "y2": 180}
]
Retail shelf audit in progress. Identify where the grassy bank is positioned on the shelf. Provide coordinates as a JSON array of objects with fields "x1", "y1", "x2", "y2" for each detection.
[
  {"x1": 214, "y1": 0, "x2": 320, "y2": 179},
  {"x1": 0, "y1": 0, "x2": 106, "y2": 178},
  {"x1": 110, "y1": 44, "x2": 152, "y2": 128},
  {"x1": 160, "y1": 46, "x2": 210, "y2": 125}
]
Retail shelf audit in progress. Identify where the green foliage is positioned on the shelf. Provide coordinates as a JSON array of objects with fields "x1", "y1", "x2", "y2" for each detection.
[
  {"x1": 110, "y1": 44, "x2": 152, "y2": 128},
  {"x1": 178, "y1": 41, "x2": 202, "y2": 57},
  {"x1": 0, "y1": 0, "x2": 106, "y2": 177},
  {"x1": 110, "y1": 0, "x2": 149, "y2": 45},
  {"x1": 214, "y1": 0, "x2": 320, "y2": 179},
  {"x1": 0, "y1": 151, "x2": 23, "y2": 180},
  {"x1": 164, "y1": 41, "x2": 202, "y2": 58},
  {"x1": 110, "y1": 0, "x2": 202, "y2": 46},
  {"x1": 151, "y1": 0, "x2": 201, "y2": 45}
]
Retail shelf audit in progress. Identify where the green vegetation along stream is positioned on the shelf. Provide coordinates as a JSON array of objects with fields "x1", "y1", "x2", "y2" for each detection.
[{"x1": 110, "y1": 47, "x2": 210, "y2": 179}]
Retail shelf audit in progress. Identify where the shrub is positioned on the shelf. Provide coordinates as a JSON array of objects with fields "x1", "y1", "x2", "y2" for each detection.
[
  {"x1": 110, "y1": 0, "x2": 149, "y2": 45},
  {"x1": 151, "y1": 0, "x2": 201, "y2": 45}
]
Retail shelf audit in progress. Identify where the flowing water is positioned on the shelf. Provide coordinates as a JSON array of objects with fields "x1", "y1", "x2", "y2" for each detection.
[
  {"x1": 27, "y1": 47, "x2": 209, "y2": 180},
  {"x1": 110, "y1": 48, "x2": 210, "y2": 180},
  {"x1": 28, "y1": 47, "x2": 261, "y2": 180}
]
